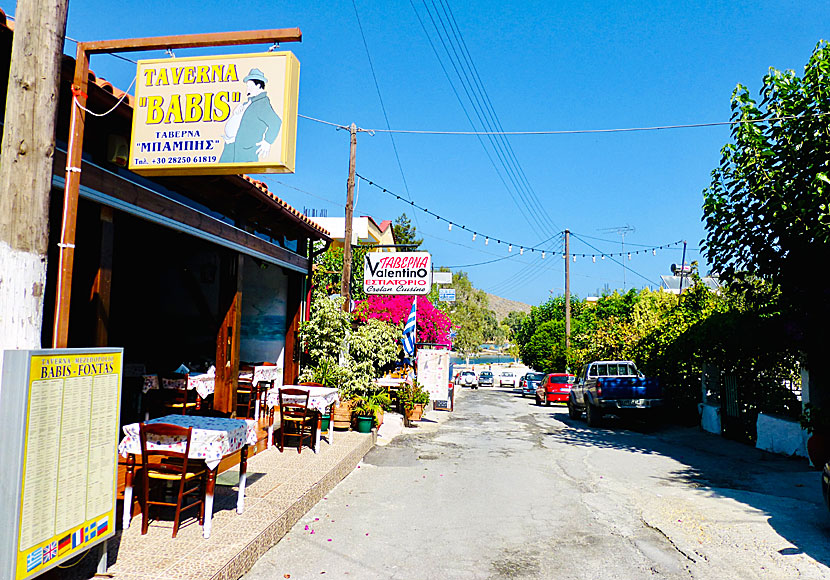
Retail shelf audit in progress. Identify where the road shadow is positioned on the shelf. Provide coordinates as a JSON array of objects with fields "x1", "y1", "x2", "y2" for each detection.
[{"x1": 542, "y1": 406, "x2": 830, "y2": 568}]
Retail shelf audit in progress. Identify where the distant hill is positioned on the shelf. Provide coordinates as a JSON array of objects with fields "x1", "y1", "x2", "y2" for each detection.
[{"x1": 485, "y1": 292, "x2": 532, "y2": 321}]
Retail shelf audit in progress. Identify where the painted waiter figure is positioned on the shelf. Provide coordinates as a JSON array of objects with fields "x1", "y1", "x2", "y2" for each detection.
[{"x1": 220, "y1": 68, "x2": 282, "y2": 163}]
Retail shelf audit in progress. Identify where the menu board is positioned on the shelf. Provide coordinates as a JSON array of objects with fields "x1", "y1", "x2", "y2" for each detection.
[
  {"x1": 417, "y1": 348, "x2": 450, "y2": 404},
  {"x1": 0, "y1": 349, "x2": 123, "y2": 580}
]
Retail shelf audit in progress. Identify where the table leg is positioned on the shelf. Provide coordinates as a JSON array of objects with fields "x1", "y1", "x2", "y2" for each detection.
[
  {"x1": 121, "y1": 453, "x2": 135, "y2": 530},
  {"x1": 237, "y1": 446, "x2": 248, "y2": 514},
  {"x1": 314, "y1": 411, "x2": 321, "y2": 453},
  {"x1": 267, "y1": 408, "x2": 274, "y2": 449},
  {"x1": 328, "y1": 404, "x2": 335, "y2": 446},
  {"x1": 122, "y1": 454, "x2": 135, "y2": 530},
  {"x1": 203, "y1": 468, "x2": 216, "y2": 539},
  {"x1": 253, "y1": 384, "x2": 260, "y2": 422}
]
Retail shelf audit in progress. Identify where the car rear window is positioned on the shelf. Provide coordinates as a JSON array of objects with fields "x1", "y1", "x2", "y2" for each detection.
[
  {"x1": 549, "y1": 375, "x2": 574, "y2": 384},
  {"x1": 527, "y1": 373, "x2": 545, "y2": 381},
  {"x1": 480, "y1": 372, "x2": 492, "y2": 377}
]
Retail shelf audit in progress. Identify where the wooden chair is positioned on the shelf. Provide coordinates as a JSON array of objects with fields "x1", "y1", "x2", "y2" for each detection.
[
  {"x1": 138, "y1": 422, "x2": 207, "y2": 538},
  {"x1": 236, "y1": 366, "x2": 256, "y2": 418},
  {"x1": 278, "y1": 388, "x2": 315, "y2": 453},
  {"x1": 160, "y1": 372, "x2": 198, "y2": 415}
]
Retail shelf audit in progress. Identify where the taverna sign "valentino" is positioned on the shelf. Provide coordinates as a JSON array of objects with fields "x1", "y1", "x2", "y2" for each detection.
[
  {"x1": 364, "y1": 252, "x2": 432, "y2": 295},
  {"x1": 129, "y1": 52, "x2": 300, "y2": 176}
]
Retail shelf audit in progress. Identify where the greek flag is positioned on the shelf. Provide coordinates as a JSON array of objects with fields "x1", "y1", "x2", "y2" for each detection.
[{"x1": 402, "y1": 297, "x2": 417, "y2": 357}]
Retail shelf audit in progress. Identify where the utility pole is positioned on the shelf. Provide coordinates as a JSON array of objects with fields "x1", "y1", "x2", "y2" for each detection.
[
  {"x1": 678, "y1": 240, "x2": 688, "y2": 295},
  {"x1": 565, "y1": 229, "x2": 571, "y2": 350},
  {"x1": 0, "y1": 1, "x2": 70, "y2": 364},
  {"x1": 340, "y1": 123, "x2": 357, "y2": 311}
]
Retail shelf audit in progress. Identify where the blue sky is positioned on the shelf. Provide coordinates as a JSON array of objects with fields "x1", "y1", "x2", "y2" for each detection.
[{"x1": 44, "y1": 1, "x2": 830, "y2": 305}]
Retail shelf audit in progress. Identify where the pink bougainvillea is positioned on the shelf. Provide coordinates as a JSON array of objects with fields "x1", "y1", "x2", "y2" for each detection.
[{"x1": 354, "y1": 295, "x2": 452, "y2": 346}]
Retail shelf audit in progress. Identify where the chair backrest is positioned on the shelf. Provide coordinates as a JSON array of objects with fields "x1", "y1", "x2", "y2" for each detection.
[
  {"x1": 160, "y1": 372, "x2": 190, "y2": 410},
  {"x1": 138, "y1": 422, "x2": 193, "y2": 475},
  {"x1": 279, "y1": 388, "x2": 310, "y2": 421}
]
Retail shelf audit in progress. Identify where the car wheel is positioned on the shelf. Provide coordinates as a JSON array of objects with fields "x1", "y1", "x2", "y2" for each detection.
[
  {"x1": 568, "y1": 397, "x2": 580, "y2": 420},
  {"x1": 545, "y1": 399, "x2": 551, "y2": 407},
  {"x1": 586, "y1": 402, "x2": 603, "y2": 427},
  {"x1": 535, "y1": 396, "x2": 542, "y2": 406}
]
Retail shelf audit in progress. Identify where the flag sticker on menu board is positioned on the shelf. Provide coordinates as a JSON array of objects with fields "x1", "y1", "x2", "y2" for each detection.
[{"x1": 25, "y1": 549, "x2": 42, "y2": 573}]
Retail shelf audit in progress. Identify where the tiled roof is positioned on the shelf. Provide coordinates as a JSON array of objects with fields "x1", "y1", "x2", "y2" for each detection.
[{"x1": 0, "y1": 9, "x2": 329, "y2": 240}]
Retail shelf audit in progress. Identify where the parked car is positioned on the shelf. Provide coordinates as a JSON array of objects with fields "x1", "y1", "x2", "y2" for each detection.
[
  {"x1": 522, "y1": 372, "x2": 545, "y2": 397},
  {"x1": 536, "y1": 373, "x2": 575, "y2": 406},
  {"x1": 515, "y1": 373, "x2": 528, "y2": 394},
  {"x1": 457, "y1": 370, "x2": 477, "y2": 389},
  {"x1": 568, "y1": 360, "x2": 662, "y2": 427},
  {"x1": 477, "y1": 370, "x2": 494, "y2": 388},
  {"x1": 498, "y1": 371, "x2": 517, "y2": 387}
]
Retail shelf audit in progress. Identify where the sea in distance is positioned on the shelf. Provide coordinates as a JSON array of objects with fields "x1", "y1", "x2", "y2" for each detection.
[{"x1": 450, "y1": 353, "x2": 516, "y2": 366}]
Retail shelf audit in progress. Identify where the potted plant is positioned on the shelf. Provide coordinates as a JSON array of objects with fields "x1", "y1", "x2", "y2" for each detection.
[
  {"x1": 401, "y1": 381, "x2": 430, "y2": 424},
  {"x1": 351, "y1": 388, "x2": 391, "y2": 433},
  {"x1": 800, "y1": 404, "x2": 830, "y2": 467}
]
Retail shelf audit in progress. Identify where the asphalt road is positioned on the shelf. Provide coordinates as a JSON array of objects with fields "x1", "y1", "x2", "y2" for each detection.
[{"x1": 243, "y1": 387, "x2": 830, "y2": 579}]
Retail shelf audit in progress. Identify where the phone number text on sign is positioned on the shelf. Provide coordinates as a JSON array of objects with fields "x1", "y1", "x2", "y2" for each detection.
[{"x1": 364, "y1": 252, "x2": 432, "y2": 295}]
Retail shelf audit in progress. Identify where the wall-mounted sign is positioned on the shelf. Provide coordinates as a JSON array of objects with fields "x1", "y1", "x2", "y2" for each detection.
[
  {"x1": 129, "y1": 52, "x2": 300, "y2": 176},
  {"x1": 438, "y1": 288, "x2": 456, "y2": 302},
  {"x1": 364, "y1": 252, "x2": 432, "y2": 295},
  {"x1": 0, "y1": 348, "x2": 123, "y2": 580}
]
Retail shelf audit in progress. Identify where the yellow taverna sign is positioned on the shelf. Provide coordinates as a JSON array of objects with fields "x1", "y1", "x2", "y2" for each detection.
[{"x1": 129, "y1": 52, "x2": 300, "y2": 176}]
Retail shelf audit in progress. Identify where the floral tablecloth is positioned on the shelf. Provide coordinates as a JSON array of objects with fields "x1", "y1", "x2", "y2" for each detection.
[
  {"x1": 118, "y1": 415, "x2": 257, "y2": 470},
  {"x1": 141, "y1": 373, "x2": 215, "y2": 399},
  {"x1": 266, "y1": 385, "x2": 340, "y2": 415},
  {"x1": 238, "y1": 365, "x2": 282, "y2": 387}
]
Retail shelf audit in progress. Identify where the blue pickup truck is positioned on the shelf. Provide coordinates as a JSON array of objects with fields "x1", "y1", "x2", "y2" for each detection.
[{"x1": 567, "y1": 361, "x2": 662, "y2": 427}]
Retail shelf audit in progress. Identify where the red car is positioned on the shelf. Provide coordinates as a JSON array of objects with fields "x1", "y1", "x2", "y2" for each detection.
[{"x1": 535, "y1": 373, "x2": 576, "y2": 406}]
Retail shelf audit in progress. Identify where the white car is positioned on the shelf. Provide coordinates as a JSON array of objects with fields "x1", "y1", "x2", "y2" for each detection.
[{"x1": 498, "y1": 371, "x2": 517, "y2": 387}]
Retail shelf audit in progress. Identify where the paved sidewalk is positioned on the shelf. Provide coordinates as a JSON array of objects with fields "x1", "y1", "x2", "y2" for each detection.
[{"x1": 49, "y1": 430, "x2": 375, "y2": 580}]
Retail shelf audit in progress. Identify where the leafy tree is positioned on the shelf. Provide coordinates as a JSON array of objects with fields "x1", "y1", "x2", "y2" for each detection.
[
  {"x1": 702, "y1": 41, "x2": 830, "y2": 398},
  {"x1": 312, "y1": 244, "x2": 368, "y2": 302},
  {"x1": 392, "y1": 213, "x2": 423, "y2": 249},
  {"x1": 445, "y1": 271, "x2": 490, "y2": 357}
]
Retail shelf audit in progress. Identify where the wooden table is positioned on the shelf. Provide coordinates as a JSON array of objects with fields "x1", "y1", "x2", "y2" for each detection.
[
  {"x1": 237, "y1": 365, "x2": 282, "y2": 421},
  {"x1": 118, "y1": 415, "x2": 257, "y2": 538},
  {"x1": 266, "y1": 385, "x2": 340, "y2": 452},
  {"x1": 140, "y1": 373, "x2": 216, "y2": 419}
]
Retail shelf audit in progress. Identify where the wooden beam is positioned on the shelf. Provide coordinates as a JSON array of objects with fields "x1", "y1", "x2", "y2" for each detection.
[{"x1": 79, "y1": 28, "x2": 301, "y2": 55}]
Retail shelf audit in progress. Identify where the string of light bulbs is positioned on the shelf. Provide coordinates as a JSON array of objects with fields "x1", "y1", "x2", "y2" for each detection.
[{"x1": 356, "y1": 173, "x2": 685, "y2": 260}]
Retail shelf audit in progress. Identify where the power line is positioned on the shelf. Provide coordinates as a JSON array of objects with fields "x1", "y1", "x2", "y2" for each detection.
[
  {"x1": 351, "y1": 0, "x2": 417, "y2": 217},
  {"x1": 300, "y1": 110, "x2": 829, "y2": 136},
  {"x1": 410, "y1": 0, "x2": 554, "y2": 236}
]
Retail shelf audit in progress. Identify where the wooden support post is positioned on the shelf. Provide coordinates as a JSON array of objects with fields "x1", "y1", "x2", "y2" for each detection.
[
  {"x1": 91, "y1": 206, "x2": 114, "y2": 346},
  {"x1": 0, "y1": 0, "x2": 69, "y2": 357},
  {"x1": 214, "y1": 254, "x2": 243, "y2": 415}
]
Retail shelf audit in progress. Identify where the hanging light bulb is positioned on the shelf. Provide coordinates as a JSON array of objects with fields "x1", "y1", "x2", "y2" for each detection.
[
  {"x1": 520, "y1": 247, "x2": 524, "y2": 255},
  {"x1": 485, "y1": 237, "x2": 489, "y2": 245},
  {"x1": 542, "y1": 252, "x2": 546, "y2": 259},
  {"x1": 472, "y1": 233, "x2": 477, "y2": 241},
  {"x1": 448, "y1": 222, "x2": 453, "y2": 231},
  {"x1": 573, "y1": 255, "x2": 576, "y2": 262},
  {"x1": 653, "y1": 249, "x2": 656, "y2": 256},
  {"x1": 508, "y1": 244, "x2": 512, "y2": 252},
  {"x1": 601, "y1": 255, "x2": 605, "y2": 260},
  {"x1": 592, "y1": 256, "x2": 596, "y2": 263},
  {"x1": 628, "y1": 253, "x2": 632, "y2": 260}
]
